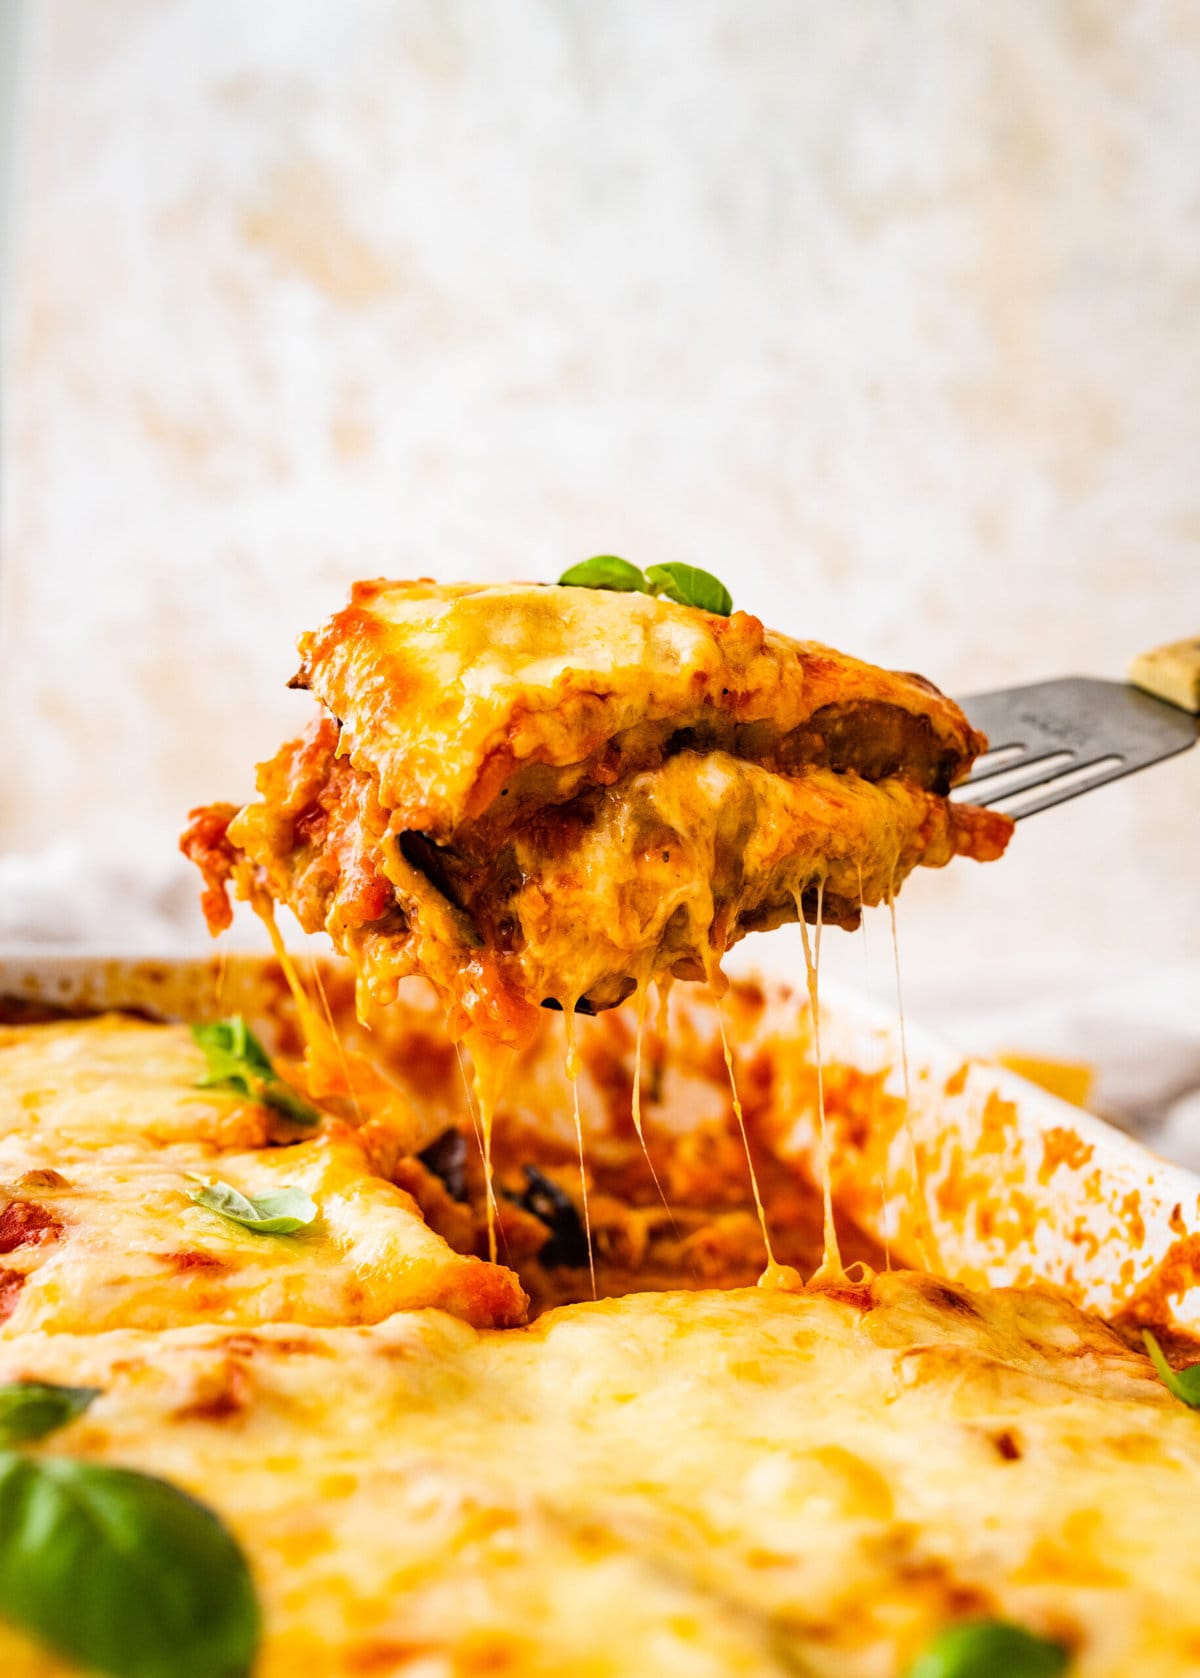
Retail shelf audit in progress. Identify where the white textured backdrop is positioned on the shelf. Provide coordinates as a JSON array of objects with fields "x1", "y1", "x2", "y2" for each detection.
[{"x1": 1, "y1": 1, "x2": 1197, "y2": 1066}]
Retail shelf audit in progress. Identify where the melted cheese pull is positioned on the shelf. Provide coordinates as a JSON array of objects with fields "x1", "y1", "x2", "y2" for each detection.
[
  {"x1": 182, "y1": 578, "x2": 1012, "y2": 1056},
  {"x1": 177, "y1": 577, "x2": 1013, "y2": 1287}
]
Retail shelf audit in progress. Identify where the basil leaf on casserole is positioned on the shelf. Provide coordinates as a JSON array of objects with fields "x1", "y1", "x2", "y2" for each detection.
[
  {"x1": 558, "y1": 555, "x2": 734, "y2": 615},
  {"x1": 187, "y1": 1178, "x2": 317, "y2": 1235},
  {"x1": 643, "y1": 561, "x2": 733, "y2": 616},
  {"x1": 1143, "y1": 1328, "x2": 1200, "y2": 1408},
  {"x1": 558, "y1": 555, "x2": 650, "y2": 593},
  {"x1": 190, "y1": 1015, "x2": 319, "y2": 1126},
  {"x1": 906, "y1": 1619, "x2": 1070, "y2": 1677},
  {"x1": 0, "y1": 1452, "x2": 260, "y2": 1678}
]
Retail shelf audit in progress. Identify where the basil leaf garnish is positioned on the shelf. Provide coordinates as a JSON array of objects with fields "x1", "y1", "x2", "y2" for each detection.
[
  {"x1": 188, "y1": 1178, "x2": 317, "y2": 1236},
  {"x1": 190, "y1": 1016, "x2": 319, "y2": 1126},
  {"x1": 558, "y1": 555, "x2": 650, "y2": 593},
  {"x1": 0, "y1": 1382, "x2": 99, "y2": 1446},
  {"x1": 643, "y1": 562, "x2": 733, "y2": 616},
  {"x1": 0, "y1": 1451, "x2": 259, "y2": 1678},
  {"x1": 191, "y1": 1014, "x2": 271, "y2": 1074},
  {"x1": 906, "y1": 1620, "x2": 1070, "y2": 1678},
  {"x1": 1143, "y1": 1328, "x2": 1200, "y2": 1408},
  {"x1": 557, "y1": 555, "x2": 734, "y2": 615}
]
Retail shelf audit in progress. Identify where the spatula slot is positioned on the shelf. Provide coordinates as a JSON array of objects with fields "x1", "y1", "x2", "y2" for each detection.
[
  {"x1": 957, "y1": 743, "x2": 1026, "y2": 781},
  {"x1": 958, "y1": 749, "x2": 1074, "y2": 796}
]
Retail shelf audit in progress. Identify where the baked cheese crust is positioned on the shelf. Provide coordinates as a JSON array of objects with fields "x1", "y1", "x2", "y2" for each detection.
[
  {"x1": 290, "y1": 579, "x2": 989, "y2": 834},
  {"x1": 0, "y1": 1016, "x2": 526, "y2": 1333},
  {"x1": 2, "y1": 1008, "x2": 1199, "y2": 1676},
  {"x1": 0, "y1": 1273, "x2": 1196, "y2": 1677}
]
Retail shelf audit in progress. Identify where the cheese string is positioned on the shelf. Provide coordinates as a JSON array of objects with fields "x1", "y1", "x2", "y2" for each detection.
[
  {"x1": 694, "y1": 876, "x2": 790, "y2": 1287},
  {"x1": 632, "y1": 984, "x2": 648, "y2": 1152},
  {"x1": 797, "y1": 878, "x2": 844, "y2": 1283},
  {"x1": 445, "y1": 1030, "x2": 514, "y2": 1270},
  {"x1": 712, "y1": 997, "x2": 800, "y2": 1292},
  {"x1": 250, "y1": 893, "x2": 378, "y2": 1129},
  {"x1": 857, "y1": 861, "x2": 891, "y2": 1271},
  {"x1": 562, "y1": 1004, "x2": 598, "y2": 1300},
  {"x1": 654, "y1": 975, "x2": 674, "y2": 1043},
  {"x1": 467, "y1": 1036, "x2": 512, "y2": 1266},
  {"x1": 632, "y1": 978, "x2": 678, "y2": 1231},
  {"x1": 247, "y1": 876, "x2": 484, "y2": 1204},
  {"x1": 856, "y1": 861, "x2": 870, "y2": 993},
  {"x1": 452, "y1": 1041, "x2": 486, "y2": 1163},
  {"x1": 310, "y1": 958, "x2": 361, "y2": 1125},
  {"x1": 252, "y1": 890, "x2": 325, "y2": 1046}
]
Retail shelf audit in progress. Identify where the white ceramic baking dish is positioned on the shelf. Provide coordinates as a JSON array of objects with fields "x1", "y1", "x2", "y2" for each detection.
[{"x1": 2, "y1": 948, "x2": 1196, "y2": 1334}]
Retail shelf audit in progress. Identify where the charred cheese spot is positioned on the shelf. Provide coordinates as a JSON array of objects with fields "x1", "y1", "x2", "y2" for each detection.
[
  {"x1": 921, "y1": 1280, "x2": 982, "y2": 1319},
  {"x1": 160, "y1": 1250, "x2": 229, "y2": 1272}
]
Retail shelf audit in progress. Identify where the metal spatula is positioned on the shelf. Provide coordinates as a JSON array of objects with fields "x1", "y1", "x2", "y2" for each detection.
[{"x1": 954, "y1": 637, "x2": 1200, "y2": 819}]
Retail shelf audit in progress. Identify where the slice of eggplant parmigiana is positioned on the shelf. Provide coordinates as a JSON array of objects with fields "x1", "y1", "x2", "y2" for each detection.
[{"x1": 182, "y1": 577, "x2": 1011, "y2": 1047}]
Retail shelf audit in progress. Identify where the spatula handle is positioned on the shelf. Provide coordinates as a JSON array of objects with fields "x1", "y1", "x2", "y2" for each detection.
[{"x1": 1128, "y1": 638, "x2": 1200, "y2": 715}]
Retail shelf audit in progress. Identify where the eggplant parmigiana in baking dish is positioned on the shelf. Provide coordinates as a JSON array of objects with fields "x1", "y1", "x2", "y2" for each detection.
[
  {"x1": 17, "y1": 573, "x2": 1200, "y2": 1678},
  {"x1": 182, "y1": 579, "x2": 1012, "y2": 1043},
  {"x1": 2, "y1": 986, "x2": 1200, "y2": 1678}
]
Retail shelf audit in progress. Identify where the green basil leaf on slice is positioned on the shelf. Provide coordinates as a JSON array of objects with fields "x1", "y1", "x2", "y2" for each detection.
[
  {"x1": 557, "y1": 556, "x2": 650, "y2": 593},
  {"x1": 0, "y1": 1382, "x2": 100, "y2": 1446},
  {"x1": 906, "y1": 1619, "x2": 1070, "y2": 1678},
  {"x1": 190, "y1": 1016, "x2": 319, "y2": 1127},
  {"x1": 0, "y1": 1450, "x2": 260, "y2": 1678},
  {"x1": 188, "y1": 1178, "x2": 317, "y2": 1236},
  {"x1": 644, "y1": 562, "x2": 733, "y2": 616},
  {"x1": 1143, "y1": 1328, "x2": 1200, "y2": 1408}
]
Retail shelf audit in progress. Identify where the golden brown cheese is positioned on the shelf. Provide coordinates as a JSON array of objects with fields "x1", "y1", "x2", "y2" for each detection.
[
  {"x1": 0, "y1": 1277, "x2": 1197, "y2": 1677},
  {"x1": 0, "y1": 1017, "x2": 525, "y2": 1332},
  {"x1": 292, "y1": 579, "x2": 988, "y2": 834}
]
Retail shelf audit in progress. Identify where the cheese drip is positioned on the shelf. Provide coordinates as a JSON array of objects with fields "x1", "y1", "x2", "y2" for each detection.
[
  {"x1": 562, "y1": 1007, "x2": 597, "y2": 1299},
  {"x1": 856, "y1": 866, "x2": 891, "y2": 1269},
  {"x1": 795, "y1": 880, "x2": 844, "y2": 1283},
  {"x1": 693, "y1": 903, "x2": 798, "y2": 1293},
  {"x1": 453, "y1": 1039, "x2": 491, "y2": 1235},
  {"x1": 710, "y1": 1002, "x2": 799, "y2": 1293},
  {"x1": 467, "y1": 1037, "x2": 514, "y2": 1266},
  {"x1": 310, "y1": 958, "x2": 362, "y2": 1124},
  {"x1": 246, "y1": 888, "x2": 432, "y2": 1153},
  {"x1": 631, "y1": 980, "x2": 676, "y2": 1229}
]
